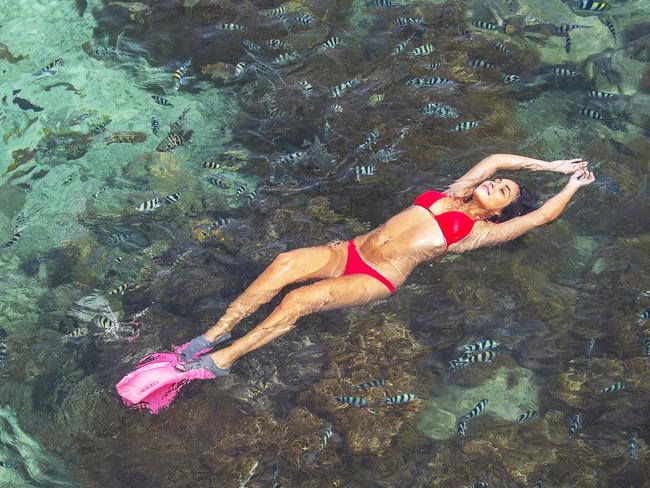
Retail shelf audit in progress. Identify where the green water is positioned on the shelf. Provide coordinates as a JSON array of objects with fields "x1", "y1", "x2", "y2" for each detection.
[{"x1": 1, "y1": 0, "x2": 649, "y2": 486}]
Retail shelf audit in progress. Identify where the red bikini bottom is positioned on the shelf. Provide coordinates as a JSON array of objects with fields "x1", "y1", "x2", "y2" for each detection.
[{"x1": 343, "y1": 240, "x2": 396, "y2": 293}]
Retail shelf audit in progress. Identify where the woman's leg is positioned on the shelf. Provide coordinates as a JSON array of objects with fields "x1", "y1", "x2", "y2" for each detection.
[
  {"x1": 202, "y1": 242, "x2": 348, "y2": 342},
  {"x1": 203, "y1": 274, "x2": 391, "y2": 369}
]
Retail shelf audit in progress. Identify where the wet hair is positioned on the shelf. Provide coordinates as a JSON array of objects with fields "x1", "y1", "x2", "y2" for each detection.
[{"x1": 489, "y1": 185, "x2": 540, "y2": 223}]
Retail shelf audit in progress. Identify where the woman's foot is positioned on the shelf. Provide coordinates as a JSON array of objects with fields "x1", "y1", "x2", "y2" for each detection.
[{"x1": 179, "y1": 332, "x2": 232, "y2": 361}]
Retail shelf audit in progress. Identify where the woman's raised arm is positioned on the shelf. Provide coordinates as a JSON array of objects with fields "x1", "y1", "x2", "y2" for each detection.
[
  {"x1": 446, "y1": 154, "x2": 589, "y2": 198},
  {"x1": 449, "y1": 168, "x2": 595, "y2": 253}
]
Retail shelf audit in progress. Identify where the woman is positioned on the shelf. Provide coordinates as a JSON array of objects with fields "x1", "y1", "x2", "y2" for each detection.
[{"x1": 116, "y1": 154, "x2": 594, "y2": 410}]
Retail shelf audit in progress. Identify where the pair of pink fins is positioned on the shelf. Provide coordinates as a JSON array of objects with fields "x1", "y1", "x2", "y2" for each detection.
[{"x1": 116, "y1": 341, "x2": 217, "y2": 414}]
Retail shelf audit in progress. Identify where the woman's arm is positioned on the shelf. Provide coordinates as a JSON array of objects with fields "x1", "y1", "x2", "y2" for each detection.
[
  {"x1": 448, "y1": 168, "x2": 595, "y2": 253},
  {"x1": 446, "y1": 154, "x2": 588, "y2": 197}
]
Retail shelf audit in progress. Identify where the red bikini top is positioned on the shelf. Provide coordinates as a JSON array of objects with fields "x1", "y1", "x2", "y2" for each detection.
[{"x1": 412, "y1": 190, "x2": 476, "y2": 246}]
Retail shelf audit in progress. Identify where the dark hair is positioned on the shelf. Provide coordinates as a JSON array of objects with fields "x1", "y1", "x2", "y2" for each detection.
[{"x1": 489, "y1": 185, "x2": 540, "y2": 223}]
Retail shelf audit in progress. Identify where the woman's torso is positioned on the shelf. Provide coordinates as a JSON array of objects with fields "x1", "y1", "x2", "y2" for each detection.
[{"x1": 352, "y1": 196, "x2": 466, "y2": 287}]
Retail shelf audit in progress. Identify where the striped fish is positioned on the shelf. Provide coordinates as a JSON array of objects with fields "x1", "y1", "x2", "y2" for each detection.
[
  {"x1": 555, "y1": 24, "x2": 589, "y2": 34},
  {"x1": 450, "y1": 120, "x2": 481, "y2": 132},
  {"x1": 92, "y1": 187, "x2": 106, "y2": 199},
  {"x1": 94, "y1": 314, "x2": 116, "y2": 330},
  {"x1": 266, "y1": 38, "x2": 289, "y2": 49},
  {"x1": 334, "y1": 396, "x2": 368, "y2": 407},
  {"x1": 596, "y1": 380, "x2": 625, "y2": 394},
  {"x1": 455, "y1": 350, "x2": 496, "y2": 364},
  {"x1": 383, "y1": 393, "x2": 417, "y2": 405},
  {"x1": 356, "y1": 128, "x2": 379, "y2": 152},
  {"x1": 207, "y1": 177, "x2": 231, "y2": 189},
  {"x1": 638, "y1": 307, "x2": 650, "y2": 326},
  {"x1": 206, "y1": 218, "x2": 235, "y2": 230},
  {"x1": 627, "y1": 431, "x2": 639, "y2": 460},
  {"x1": 460, "y1": 399, "x2": 488, "y2": 421},
  {"x1": 66, "y1": 326, "x2": 89, "y2": 339},
  {"x1": 330, "y1": 103, "x2": 344, "y2": 113},
  {"x1": 272, "y1": 151, "x2": 305, "y2": 166},
  {"x1": 552, "y1": 67, "x2": 580, "y2": 77},
  {"x1": 0, "y1": 329, "x2": 6, "y2": 369},
  {"x1": 405, "y1": 77, "x2": 452, "y2": 86},
  {"x1": 586, "y1": 338, "x2": 595, "y2": 356},
  {"x1": 501, "y1": 73, "x2": 520, "y2": 84},
  {"x1": 564, "y1": 31, "x2": 572, "y2": 54},
  {"x1": 319, "y1": 423, "x2": 333, "y2": 450},
  {"x1": 473, "y1": 20, "x2": 501, "y2": 31},
  {"x1": 600, "y1": 16, "x2": 616, "y2": 43},
  {"x1": 105, "y1": 131, "x2": 146, "y2": 144},
  {"x1": 568, "y1": 412, "x2": 583, "y2": 437},
  {"x1": 353, "y1": 165, "x2": 375, "y2": 177},
  {"x1": 151, "y1": 117, "x2": 160, "y2": 136},
  {"x1": 113, "y1": 255, "x2": 124, "y2": 263},
  {"x1": 409, "y1": 44, "x2": 434, "y2": 56},
  {"x1": 234, "y1": 184, "x2": 248, "y2": 200},
  {"x1": 151, "y1": 95, "x2": 173, "y2": 107},
  {"x1": 394, "y1": 17, "x2": 423, "y2": 27},
  {"x1": 492, "y1": 41, "x2": 512, "y2": 53},
  {"x1": 447, "y1": 359, "x2": 469, "y2": 372},
  {"x1": 576, "y1": 1, "x2": 607, "y2": 11},
  {"x1": 422, "y1": 102, "x2": 459, "y2": 118},
  {"x1": 260, "y1": 5, "x2": 287, "y2": 17},
  {"x1": 391, "y1": 34, "x2": 414, "y2": 55},
  {"x1": 644, "y1": 337, "x2": 650, "y2": 360},
  {"x1": 298, "y1": 80, "x2": 313, "y2": 96},
  {"x1": 331, "y1": 78, "x2": 361, "y2": 98},
  {"x1": 33, "y1": 58, "x2": 64, "y2": 76},
  {"x1": 272, "y1": 51, "x2": 300, "y2": 66},
  {"x1": 137, "y1": 197, "x2": 161, "y2": 212},
  {"x1": 173, "y1": 59, "x2": 191, "y2": 90},
  {"x1": 460, "y1": 339, "x2": 500, "y2": 354},
  {"x1": 243, "y1": 40, "x2": 262, "y2": 52},
  {"x1": 353, "y1": 378, "x2": 386, "y2": 390},
  {"x1": 163, "y1": 191, "x2": 182, "y2": 206},
  {"x1": 587, "y1": 90, "x2": 616, "y2": 98},
  {"x1": 467, "y1": 58, "x2": 496, "y2": 69},
  {"x1": 234, "y1": 61, "x2": 247, "y2": 77},
  {"x1": 316, "y1": 36, "x2": 342, "y2": 53},
  {"x1": 242, "y1": 191, "x2": 257, "y2": 205},
  {"x1": 108, "y1": 283, "x2": 131, "y2": 295},
  {"x1": 423, "y1": 62, "x2": 441, "y2": 70},
  {"x1": 457, "y1": 417, "x2": 468, "y2": 446},
  {"x1": 369, "y1": 0, "x2": 397, "y2": 6},
  {"x1": 580, "y1": 107, "x2": 612, "y2": 122},
  {"x1": 203, "y1": 161, "x2": 221, "y2": 169},
  {"x1": 295, "y1": 14, "x2": 314, "y2": 26},
  {"x1": 216, "y1": 23, "x2": 247, "y2": 32},
  {"x1": 108, "y1": 233, "x2": 131, "y2": 243},
  {"x1": 514, "y1": 409, "x2": 537, "y2": 424},
  {"x1": 156, "y1": 132, "x2": 192, "y2": 152},
  {"x1": 533, "y1": 480, "x2": 544, "y2": 488}
]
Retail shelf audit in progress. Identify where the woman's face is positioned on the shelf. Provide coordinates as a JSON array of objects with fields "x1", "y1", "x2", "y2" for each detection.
[{"x1": 472, "y1": 178, "x2": 520, "y2": 211}]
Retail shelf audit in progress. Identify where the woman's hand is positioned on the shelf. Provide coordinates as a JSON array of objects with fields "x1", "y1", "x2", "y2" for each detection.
[
  {"x1": 546, "y1": 158, "x2": 589, "y2": 174},
  {"x1": 566, "y1": 168, "x2": 595, "y2": 189}
]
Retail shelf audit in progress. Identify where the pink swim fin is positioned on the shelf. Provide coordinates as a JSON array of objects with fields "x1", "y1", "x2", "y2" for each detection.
[{"x1": 116, "y1": 360, "x2": 215, "y2": 414}]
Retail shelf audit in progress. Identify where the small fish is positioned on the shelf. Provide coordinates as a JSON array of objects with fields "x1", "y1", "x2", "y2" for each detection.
[
  {"x1": 368, "y1": 0, "x2": 397, "y2": 6},
  {"x1": 234, "y1": 61, "x2": 248, "y2": 77},
  {"x1": 33, "y1": 58, "x2": 64, "y2": 76},
  {"x1": 316, "y1": 36, "x2": 342, "y2": 53},
  {"x1": 92, "y1": 186, "x2": 106, "y2": 199},
  {"x1": 113, "y1": 255, "x2": 124, "y2": 263},
  {"x1": 469, "y1": 482, "x2": 489, "y2": 488},
  {"x1": 447, "y1": 359, "x2": 469, "y2": 372},
  {"x1": 207, "y1": 177, "x2": 231, "y2": 189},
  {"x1": 272, "y1": 151, "x2": 305, "y2": 166},
  {"x1": 242, "y1": 191, "x2": 257, "y2": 205},
  {"x1": 383, "y1": 393, "x2": 417, "y2": 405},
  {"x1": 552, "y1": 67, "x2": 580, "y2": 77},
  {"x1": 626, "y1": 431, "x2": 638, "y2": 460},
  {"x1": 467, "y1": 58, "x2": 496, "y2": 69},
  {"x1": 533, "y1": 480, "x2": 544, "y2": 488},
  {"x1": 586, "y1": 338, "x2": 595, "y2": 356},
  {"x1": 108, "y1": 283, "x2": 131, "y2": 295},
  {"x1": 108, "y1": 233, "x2": 131, "y2": 243},
  {"x1": 163, "y1": 191, "x2": 182, "y2": 206},
  {"x1": 499, "y1": 73, "x2": 520, "y2": 84},
  {"x1": 203, "y1": 161, "x2": 221, "y2": 169},
  {"x1": 409, "y1": 44, "x2": 435, "y2": 56},
  {"x1": 319, "y1": 423, "x2": 333, "y2": 450},
  {"x1": 456, "y1": 350, "x2": 497, "y2": 364},
  {"x1": 564, "y1": 31, "x2": 572, "y2": 54},
  {"x1": 266, "y1": 38, "x2": 289, "y2": 49},
  {"x1": 637, "y1": 307, "x2": 650, "y2": 326},
  {"x1": 294, "y1": 14, "x2": 314, "y2": 26},
  {"x1": 423, "y1": 62, "x2": 441, "y2": 70},
  {"x1": 243, "y1": 39, "x2": 262, "y2": 52},
  {"x1": 568, "y1": 412, "x2": 583, "y2": 438},
  {"x1": 173, "y1": 59, "x2": 192, "y2": 90},
  {"x1": 94, "y1": 314, "x2": 116, "y2": 330},
  {"x1": 450, "y1": 120, "x2": 481, "y2": 132},
  {"x1": 354, "y1": 378, "x2": 386, "y2": 390},
  {"x1": 216, "y1": 23, "x2": 247, "y2": 32},
  {"x1": 460, "y1": 339, "x2": 500, "y2": 354},
  {"x1": 272, "y1": 51, "x2": 300, "y2": 66},
  {"x1": 460, "y1": 399, "x2": 488, "y2": 421},
  {"x1": 367, "y1": 94, "x2": 384, "y2": 106},
  {"x1": 422, "y1": 102, "x2": 459, "y2": 118},
  {"x1": 643, "y1": 337, "x2": 650, "y2": 360},
  {"x1": 492, "y1": 41, "x2": 512, "y2": 54},
  {"x1": 330, "y1": 103, "x2": 344, "y2": 113},
  {"x1": 457, "y1": 417, "x2": 468, "y2": 446},
  {"x1": 555, "y1": 24, "x2": 589, "y2": 34},
  {"x1": 0, "y1": 461, "x2": 18, "y2": 469},
  {"x1": 356, "y1": 129, "x2": 379, "y2": 152},
  {"x1": 580, "y1": 107, "x2": 612, "y2": 123},
  {"x1": 137, "y1": 197, "x2": 161, "y2": 212},
  {"x1": 394, "y1": 17, "x2": 423, "y2": 27},
  {"x1": 1, "y1": 232, "x2": 21, "y2": 249},
  {"x1": 334, "y1": 396, "x2": 368, "y2": 407},
  {"x1": 352, "y1": 165, "x2": 375, "y2": 177},
  {"x1": 151, "y1": 117, "x2": 160, "y2": 136},
  {"x1": 405, "y1": 77, "x2": 453, "y2": 86},
  {"x1": 151, "y1": 95, "x2": 173, "y2": 107},
  {"x1": 587, "y1": 90, "x2": 616, "y2": 98},
  {"x1": 156, "y1": 132, "x2": 191, "y2": 152},
  {"x1": 462, "y1": 29, "x2": 475, "y2": 41},
  {"x1": 596, "y1": 381, "x2": 625, "y2": 395},
  {"x1": 66, "y1": 326, "x2": 89, "y2": 339},
  {"x1": 260, "y1": 5, "x2": 287, "y2": 17},
  {"x1": 514, "y1": 409, "x2": 538, "y2": 424},
  {"x1": 206, "y1": 218, "x2": 234, "y2": 230},
  {"x1": 0, "y1": 329, "x2": 6, "y2": 369},
  {"x1": 576, "y1": 1, "x2": 607, "y2": 12},
  {"x1": 90, "y1": 118, "x2": 112, "y2": 134},
  {"x1": 473, "y1": 20, "x2": 502, "y2": 31},
  {"x1": 105, "y1": 131, "x2": 146, "y2": 145},
  {"x1": 331, "y1": 78, "x2": 361, "y2": 98},
  {"x1": 234, "y1": 184, "x2": 247, "y2": 200},
  {"x1": 297, "y1": 80, "x2": 313, "y2": 96},
  {"x1": 391, "y1": 34, "x2": 414, "y2": 55}
]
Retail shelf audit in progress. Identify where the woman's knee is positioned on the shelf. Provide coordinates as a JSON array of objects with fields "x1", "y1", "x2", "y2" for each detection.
[
  {"x1": 278, "y1": 289, "x2": 315, "y2": 317},
  {"x1": 270, "y1": 250, "x2": 298, "y2": 271}
]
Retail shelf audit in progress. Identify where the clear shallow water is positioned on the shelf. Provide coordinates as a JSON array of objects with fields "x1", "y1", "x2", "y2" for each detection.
[{"x1": 0, "y1": 0, "x2": 649, "y2": 486}]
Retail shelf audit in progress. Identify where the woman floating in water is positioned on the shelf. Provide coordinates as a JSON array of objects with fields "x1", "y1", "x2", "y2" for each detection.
[{"x1": 117, "y1": 154, "x2": 594, "y2": 412}]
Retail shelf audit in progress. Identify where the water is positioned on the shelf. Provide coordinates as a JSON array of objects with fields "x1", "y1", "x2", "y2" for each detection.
[{"x1": 1, "y1": 0, "x2": 649, "y2": 486}]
